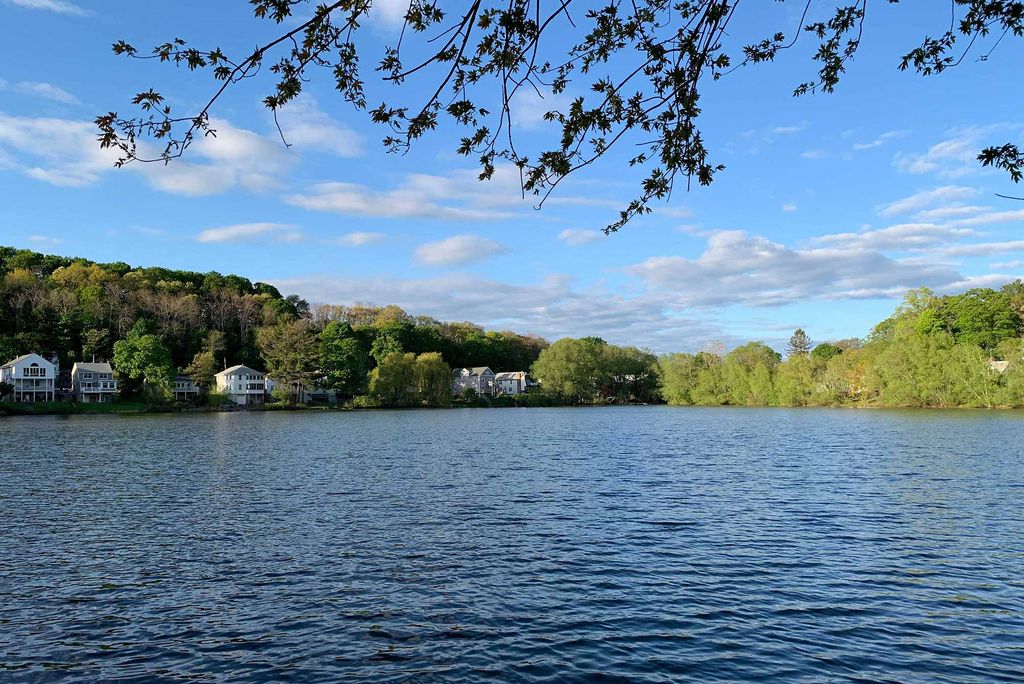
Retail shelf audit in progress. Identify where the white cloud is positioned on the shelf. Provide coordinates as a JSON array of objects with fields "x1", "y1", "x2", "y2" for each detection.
[
  {"x1": 370, "y1": 0, "x2": 408, "y2": 25},
  {"x1": 274, "y1": 272, "x2": 731, "y2": 352},
  {"x1": 286, "y1": 166, "x2": 526, "y2": 221},
  {"x1": 27, "y1": 235, "x2": 62, "y2": 246},
  {"x1": 781, "y1": 203, "x2": 798, "y2": 212},
  {"x1": 287, "y1": 164, "x2": 613, "y2": 222},
  {"x1": 626, "y1": 230, "x2": 962, "y2": 307},
  {"x1": 511, "y1": 88, "x2": 571, "y2": 130},
  {"x1": 991, "y1": 260, "x2": 1024, "y2": 270},
  {"x1": 772, "y1": 124, "x2": 805, "y2": 134},
  {"x1": 656, "y1": 206, "x2": 694, "y2": 219},
  {"x1": 951, "y1": 208, "x2": 1024, "y2": 227},
  {"x1": 558, "y1": 228, "x2": 603, "y2": 246},
  {"x1": 801, "y1": 149, "x2": 826, "y2": 160},
  {"x1": 852, "y1": 130, "x2": 903, "y2": 151},
  {"x1": 139, "y1": 117, "x2": 293, "y2": 196},
  {"x1": 414, "y1": 234, "x2": 509, "y2": 266},
  {"x1": 3, "y1": 0, "x2": 86, "y2": 14},
  {"x1": 878, "y1": 185, "x2": 979, "y2": 216},
  {"x1": 914, "y1": 205, "x2": 989, "y2": 221},
  {"x1": 813, "y1": 223, "x2": 976, "y2": 251},
  {"x1": 0, "y1": 112, "x2": 117, "y2": 186},
  {"x1": 0, "y1": 103, "x2": 354, "y2": 195},
  {"x1": 195, "y1": 223, "x2": 303, "y2": 244},
  {"x1": 892, "y1": 127, "x2": 1013, "y2": 179},
  {"x1": 933, "y1": 240, "x2": 1024, "y2": 257},
  {"x1": 273, "y1": 95, "x2": 362, "y2": 157},
  {"x1": 1, "y1": 81, "x2": 80, "y2": 104},
  {"x1": 331, "y1": 231, "x2": 387, "y2": 247}
]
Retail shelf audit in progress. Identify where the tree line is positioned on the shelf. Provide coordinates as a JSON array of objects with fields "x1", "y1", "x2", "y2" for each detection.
[
  {"x1": 4, "y1": 245, "x2": 1024, "y2": 409},
  {"x1": 657, "y1": 286, "x2": 1024, "y2": 409},
  {"x1": 0, "y1": 246, "x2": 546, "y2": 406}
]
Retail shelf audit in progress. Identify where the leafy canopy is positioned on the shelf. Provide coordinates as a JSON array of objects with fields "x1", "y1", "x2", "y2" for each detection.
[{"x1": 97, "y1": 1, "x2": 1024, "y2": 232}]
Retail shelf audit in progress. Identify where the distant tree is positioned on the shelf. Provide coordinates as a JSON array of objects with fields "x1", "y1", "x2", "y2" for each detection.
[
  {"x1": 531, "y1": 337, "x2": 607, "y2": 402},
  {"x1": 370, "y1": 332, "x2": 405, "y2": 366},
  {"x1": 184, "y1": 330, "x2": 227, "y2": 387},
  {"x1": 1002, "y1": 280, "x2": 1024, "y2": 320},
  {"x1": 657, "y1": 353, "x2": 699, "y2": 406},
  {"x1": 918, "y1": 288, "x2": 1020, "y2": 349},
  {"x1": 256, "y1": 320, "x2": 320, "y2": 401},
  {"x1": 113, "y1": 320, "x2": 175, "y2": 398},
  {"x1": 185, "y1": 351, "x2": 218, "y2": 388},
  {"x1": 601, "y1": 345, "x2": 660, "y2": 402},
  {"x1": 0, "y1": 381, "x2": 12, "y2": 400},
  {"x1": 811, "y1": 342, "x2": 844, "y2": 362},
  {"x1": 723, "y1": 342, "x2": 781, "y2": 405},
  {"x1": 368, "y1": 352, "x2": 417, "y2": 407},
  {"x1": 414, "y1": 352, "x2": 452, "y2": 406},
  {"x1": 787, "y1": 329, "x2": 812, "y2": 357},
  {"x1": 320, "y1": 321, "x2": 369, "y2": 400}
]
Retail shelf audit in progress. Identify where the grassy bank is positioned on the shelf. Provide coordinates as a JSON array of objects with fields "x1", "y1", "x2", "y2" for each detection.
[{"x1": 0, "y1": 400, "x2": 153, "y2": 416}]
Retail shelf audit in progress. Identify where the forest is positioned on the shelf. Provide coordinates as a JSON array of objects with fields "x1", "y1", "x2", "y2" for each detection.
[
  {"x1": 3, "y1": 245, "x2": 1024, "y2": 409},
  {"x1": 0, "y1": 246, "x2": 546, "y2": 407}
]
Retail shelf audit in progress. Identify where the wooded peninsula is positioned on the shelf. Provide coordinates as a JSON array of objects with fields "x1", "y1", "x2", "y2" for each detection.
[{"x1": 2, "y1": 245, "x2": 1023, "y2": 412}]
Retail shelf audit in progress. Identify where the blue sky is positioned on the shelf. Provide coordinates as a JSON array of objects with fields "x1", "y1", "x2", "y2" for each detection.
[{"x1": 2, "y1": 0, "x2": 1023, "y2": 352}]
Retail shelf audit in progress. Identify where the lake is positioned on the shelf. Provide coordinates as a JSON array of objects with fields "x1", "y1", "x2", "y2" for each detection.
[{"x1": 1, "y1": 406, "x2": 1023, "y2": 681}]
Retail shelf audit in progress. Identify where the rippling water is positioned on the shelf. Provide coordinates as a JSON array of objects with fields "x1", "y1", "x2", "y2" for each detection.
[{"x1": 2, "y1": 407, "x2": 1023, "y2": 681}]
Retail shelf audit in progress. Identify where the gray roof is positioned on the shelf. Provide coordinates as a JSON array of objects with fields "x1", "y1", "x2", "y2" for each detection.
[
  {"x1": 495, "y1": 371, "x2": 526, "y2": 380},
  {"x1": 453, "y1": 367, "x2": 494, "y2": 377},
  {"x1": 73, "y1": 362, "x2": 113, "y2": 373},
  {"x1": 215, "y1": 364, "x2": 264, "y2": 377},
  {"x1": 1, "y1": 353, "x2": 47, "y2": 369}
]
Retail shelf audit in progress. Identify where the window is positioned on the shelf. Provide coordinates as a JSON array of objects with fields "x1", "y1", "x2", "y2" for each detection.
[{"x1": 24, "y1": 364, "x2": 46, "y2": 378}]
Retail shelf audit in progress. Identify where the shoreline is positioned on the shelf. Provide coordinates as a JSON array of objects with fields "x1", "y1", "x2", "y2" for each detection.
[{"x1": 2, "y1": 400, "x2": 1022, "y2": 417}]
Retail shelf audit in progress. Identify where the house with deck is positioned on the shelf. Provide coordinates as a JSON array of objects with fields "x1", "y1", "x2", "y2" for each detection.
[
  {"x1": 265, "y1": 376, "x2": 337, "y2": 405},
  {"x1": 71, "y1": 361, "x2": 118, "y2": 403},
  {"x1": 215, "y1": 365, "x2": 265, "y2": 405},
  {"x1": 494, "y1": 371, "x2": 532, "y2": 395},
  {"x1": 173, "y1": 375, "x2": 204, "y2": 402},
  {"x1": 1, "y1": 353, "x2": 57, "y2": 402},
  {"x1": 452, "y1": 367, "x2": 496, "y2": 396}
]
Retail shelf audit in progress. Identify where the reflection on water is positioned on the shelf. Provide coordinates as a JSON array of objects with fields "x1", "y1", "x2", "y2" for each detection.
[{"x1": 1, "y1": 407, "x2": 1023, "y2": 681}]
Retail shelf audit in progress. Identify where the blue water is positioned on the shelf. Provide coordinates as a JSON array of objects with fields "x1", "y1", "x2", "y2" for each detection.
[{"x1": 1, "y1": 407, "x2": 1023, "y2": 681}]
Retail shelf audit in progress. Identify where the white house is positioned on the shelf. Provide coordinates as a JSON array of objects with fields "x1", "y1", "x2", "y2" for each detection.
[
  {"x1": 173, "y1": 375, "x2": 204, "y2": 402},
  {"x1": 215, "y1": 365, "x2": 266, "y2": 405},
  {"x1": 72, "y1": 362, "x2": 118, "y2": 403},
  {"x1": 452, "y1": 367, "x2": 496, "y2": 396},
  {"x1": 494, "y1": 371, "x2": 531, "y2": 395},
  {"x1": 1, "y1": 353, "x2": 57, "y2": 402}
]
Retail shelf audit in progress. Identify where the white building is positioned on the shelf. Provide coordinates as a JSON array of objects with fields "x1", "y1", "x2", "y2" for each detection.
[
  {"x1": 495, "y1": 371, "x2": 531, "y2": 395},
  {"x1": 1, "y1": 353, "x2": 57, "y2": 402},
  {"x1": 72, "y1": 362, "x2": 118, "y2": 403},
  {"x1": 215, "y1": 365, "x2": 266, "y2": 405}
]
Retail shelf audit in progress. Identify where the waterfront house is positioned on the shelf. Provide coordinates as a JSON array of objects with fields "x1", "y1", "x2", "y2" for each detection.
[
  {"x1": 1, "y1": 353, "x2": 57, "y2": 402},
  {"x1": 452, "y1": 367, "x2": 496, "y2": 396},
  {"x1": 265, "y1": 376, "x2": 337, "y2": 405},
  {"x1": 494, "y1": 371, "x2": 531, "y2": 395},
  {"x1": 173, "y1": 375, "x2": 204, "y2": 402},
  {"x1": 215, "y1": 365, "x2": 265, "y2": 405},
  {"x1": 71, "y1": 361, "x2": 118, "y2": 403}
]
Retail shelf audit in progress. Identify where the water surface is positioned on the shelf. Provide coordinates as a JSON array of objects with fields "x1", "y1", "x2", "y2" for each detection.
[{"x1": 1, "y1": 407, "x2": 1023, "y2": 681}]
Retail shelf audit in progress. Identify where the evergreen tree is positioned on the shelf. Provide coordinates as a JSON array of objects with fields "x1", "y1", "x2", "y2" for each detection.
[{"x1": 787, "y1": 329, "x2": 812, "y2": 357}]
